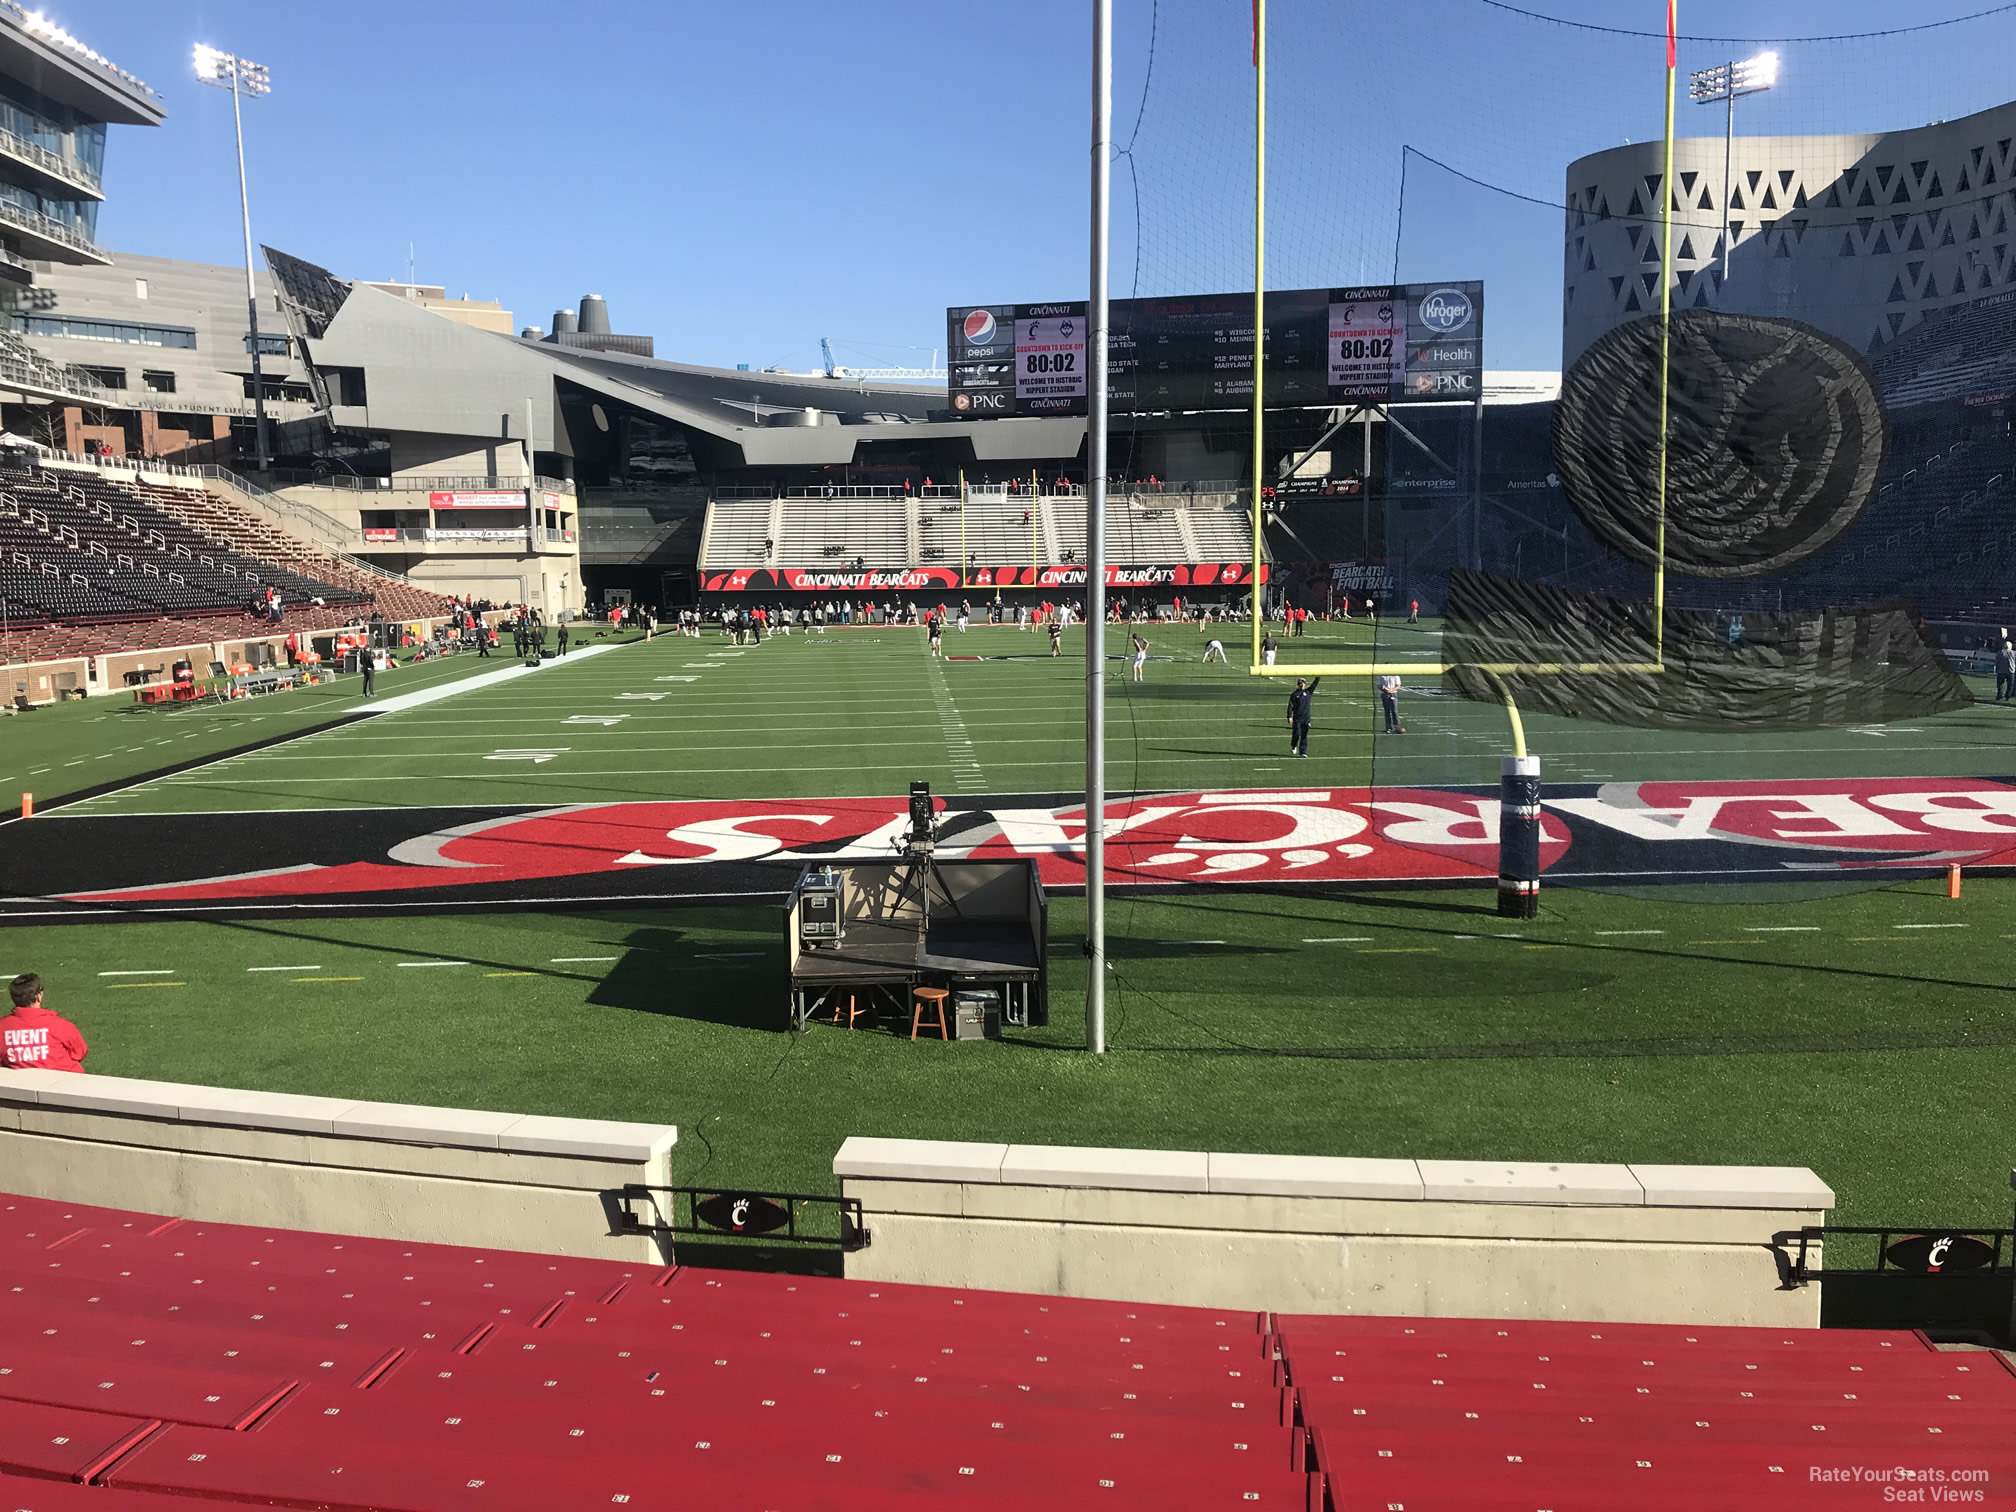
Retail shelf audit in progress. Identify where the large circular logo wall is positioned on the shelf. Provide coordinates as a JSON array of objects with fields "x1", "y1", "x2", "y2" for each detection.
[{"x1": 1552, "y1": 310, "x2": 1888, "y2": 579}]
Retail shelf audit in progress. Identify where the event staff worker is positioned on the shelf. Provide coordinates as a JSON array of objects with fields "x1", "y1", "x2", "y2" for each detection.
[
  {"x1": 2, "y1": 974, "x2": 87, "y2": 1073},
  {"x1": 1287, "y1": 676, "x2": 1322, "y2": 758},
  {"x1": 360, "y1": 648, "x2": 376, "y2": 696}
]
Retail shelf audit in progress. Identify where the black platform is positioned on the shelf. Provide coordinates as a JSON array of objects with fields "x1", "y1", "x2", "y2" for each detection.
[{"x1": 785, "y1": 859, "x2": 1047, "y2": 1032}]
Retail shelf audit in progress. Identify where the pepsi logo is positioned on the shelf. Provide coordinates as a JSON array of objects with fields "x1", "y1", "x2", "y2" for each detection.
[
  {"x1": 1419, "y1": 288, "x2": 1474, "y2": 333},
  {"x1": 962, "y1": 309, "x2": 997, "y2": 344}
]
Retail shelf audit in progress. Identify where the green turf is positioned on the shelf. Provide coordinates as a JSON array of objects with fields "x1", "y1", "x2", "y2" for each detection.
[
  {"x1": 6, "y1": 877, "x2": 2012, "y2": 1231},
  {"x1": 0, "y1": 631, "x2": 644, "y2": 809},
  {"x1": 29, "y1": 618, "x2": 2016, "y2": 818},
  {"x1": 7, "y1": 616, "x2": 2014, "y2": 1246}
]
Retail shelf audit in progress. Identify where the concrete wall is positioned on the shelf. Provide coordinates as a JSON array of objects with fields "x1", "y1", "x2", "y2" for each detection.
[
  {"x1": 3, "y1": 655, "x2": 87, "y2": 705},
  {"x1": 838, "y1": 1138, "x2": 1835, "y2": 1328},
  {"x1": 0, "y1": 1069, "x2": 677, "y2": 1263}
]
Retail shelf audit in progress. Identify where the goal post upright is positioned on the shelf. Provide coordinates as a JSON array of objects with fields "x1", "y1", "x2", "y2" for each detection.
[{"x1": 1249, "y1": 0, "x2": 1267, "y2": 671}]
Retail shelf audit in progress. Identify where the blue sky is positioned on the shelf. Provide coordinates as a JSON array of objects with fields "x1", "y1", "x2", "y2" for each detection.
[{"x1": 78, "y1": 0, "x2": 2016, "y2": 375}]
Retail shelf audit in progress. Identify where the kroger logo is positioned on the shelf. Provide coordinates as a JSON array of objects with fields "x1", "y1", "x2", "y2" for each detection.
[{"x1": 1418, "y1": 288, "x2": 1473, "y2": 333}]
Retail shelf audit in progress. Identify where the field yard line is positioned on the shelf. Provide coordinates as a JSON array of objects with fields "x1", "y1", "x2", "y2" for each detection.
[
  {"x1": 347, "y1": 642, "x2": 622, "y2": 715},
  {"x1": 100, "y1": 969, "x2": 173, "y2": 976}
]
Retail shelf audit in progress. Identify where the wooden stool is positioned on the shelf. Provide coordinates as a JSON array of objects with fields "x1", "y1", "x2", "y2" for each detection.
[
  {"x1": 910, "y1": 986, "x2": 950, "y2": 1041},
  {"x1": 829, "y1": 992, "x2": 872, "y2": 1029}
]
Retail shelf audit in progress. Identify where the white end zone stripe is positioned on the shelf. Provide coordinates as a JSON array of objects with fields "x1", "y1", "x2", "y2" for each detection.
[{"x1": 346, "y1": 642, "x2": 621, "y2": 716}]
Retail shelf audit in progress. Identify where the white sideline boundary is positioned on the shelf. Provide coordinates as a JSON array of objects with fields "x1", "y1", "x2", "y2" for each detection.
[{"x1": 345, "y1": 643, "x2": 623, "y2": 716}]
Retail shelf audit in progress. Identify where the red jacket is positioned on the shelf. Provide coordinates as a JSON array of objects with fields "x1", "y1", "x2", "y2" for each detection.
[{"x1": 1, "y1": 1004, "x2": 88, "y2": 1073}]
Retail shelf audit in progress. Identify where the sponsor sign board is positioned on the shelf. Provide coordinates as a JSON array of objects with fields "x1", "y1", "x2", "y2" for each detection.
[
  {"x1": 947, "y1": 281, "x2": 1482, "y2": 417},
  {"x1": 429, "y1": 491, "x2": 525, "y2": 510},
  {"x1": 17, "y1": 776, "x2": 2016, "y2": 915},
  {"x1": 361, "y1": 527, "x2": 397, "y2": 544},
  {"x1": 698, "y1": 563, "x2": 1269, "y2": 594},
  {"x1": 947, "y1": 302, "x2": 1088, "y2": 418}
]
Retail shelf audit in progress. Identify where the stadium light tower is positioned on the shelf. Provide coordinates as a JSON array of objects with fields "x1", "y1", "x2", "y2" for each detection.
[
  {"x1": 194, "y1": 43, "x2": 274, "y2": 471},
  {"x1": 1689, "y1": 51, "x2": 1778, "y2": 280}
]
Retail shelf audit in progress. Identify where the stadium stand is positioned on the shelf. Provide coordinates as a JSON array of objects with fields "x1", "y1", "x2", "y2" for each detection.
[
  {"x1": 5, "y1": 1190, "x2": 2011, "y2": 1509},
  {"x1": 1280, "y1": 1312, "x2": 2016, "y2": 1510},
  {"x1": 0, "y1": 1192, "x2": 1315, "y2": 1510},
  {"x1": 0, "y1": 464, "x2": 456, "y2": 665},
  {"x1": 698, "y1": 489, "x2": 1259, "y2": 573}
]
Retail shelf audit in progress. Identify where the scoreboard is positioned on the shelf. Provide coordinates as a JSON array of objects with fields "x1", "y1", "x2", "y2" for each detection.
[{"x1": 947, "y1": 282, "x2": 1482, "y2": 418}]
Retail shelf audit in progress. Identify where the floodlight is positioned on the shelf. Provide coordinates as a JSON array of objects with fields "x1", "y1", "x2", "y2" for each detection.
[
  {"x1": 1689, "y1": 51, "x2": 1780, "y2": 278},
  {"x1": 193, "y1": 43, "x2": 276, "y2": 467}
]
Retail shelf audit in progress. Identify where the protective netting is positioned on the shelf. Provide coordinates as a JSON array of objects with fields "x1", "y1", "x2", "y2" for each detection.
[
  {"x1": 1554, "y1": 312, "x2": 1890, "y2": 578},
  {"x1": 1102, "y1": 0, "x2": 2016, "y2": 905},
  {"x1": 1442, "y1": 569, "x2": 1973, "y2": 731}
]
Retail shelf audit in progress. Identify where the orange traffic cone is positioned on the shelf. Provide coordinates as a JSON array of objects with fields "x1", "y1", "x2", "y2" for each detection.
[{"x1": 20, "y1": 792, "x2": 31, "y2": 819}]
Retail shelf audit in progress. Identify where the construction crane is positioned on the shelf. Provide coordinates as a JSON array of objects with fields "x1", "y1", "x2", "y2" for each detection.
[{"x1": 819, "y1": 336, "x2": 945, "y2": 385}]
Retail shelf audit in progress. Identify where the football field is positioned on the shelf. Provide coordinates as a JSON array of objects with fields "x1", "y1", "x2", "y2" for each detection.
[
  {"x1": 4, "y1": 617, "x2": 2016, "y2": 1259},
  {"x1": 23, "y1": 617, "x2": 2016, "y2": 818}
]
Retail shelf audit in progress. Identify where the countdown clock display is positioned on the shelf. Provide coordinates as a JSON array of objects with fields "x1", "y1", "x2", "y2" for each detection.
[
  {"x1": 1015, "y1": 310, "x2": 1085, "y2": 404},
  {"x1": 946, "y1": 282, "x2": 1481, "y2": 417}
]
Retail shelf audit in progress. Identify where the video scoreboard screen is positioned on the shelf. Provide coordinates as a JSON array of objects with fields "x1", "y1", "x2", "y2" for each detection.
[{"x1": 947, "y1": 282, "x2": 1482, "y2": 418}]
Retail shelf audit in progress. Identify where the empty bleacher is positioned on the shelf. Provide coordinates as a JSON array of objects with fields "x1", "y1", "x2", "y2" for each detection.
[
  {"x1": 5, "y1": 1189, "x2": 2011, "y2": 1509},
  {"x1": 699, "y1": 498, "x2": 775, "y2": 567},
  {"x1": 699, "y1": 489, "x2": 1261, "y2": 575},
  {"x1": 1280, "y1": 1311, "x2": 2016, "y2": 1510},
  {"x1": 0, "y1": 464, "x2": 455, "y2": 664},
  {"x1": 781, "y1": 495, "x2": 907, "y2": 563},
  {"x1": 0, "y1": 1192, "x2": 1314, "y2": 1510}
]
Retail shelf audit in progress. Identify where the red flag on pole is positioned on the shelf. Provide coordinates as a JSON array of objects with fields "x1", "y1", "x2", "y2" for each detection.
[{"x1": 1665, "y1": 0, "x2": 1677, "y2": 67}]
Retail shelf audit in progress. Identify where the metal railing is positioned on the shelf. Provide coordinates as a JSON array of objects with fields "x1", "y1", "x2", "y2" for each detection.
[
  {"x1": 0, "y1": 194, "x2": 104, "y2": 259},
  {"x1": 194, "y1": 466, "x2": 417, "y2": 587},
  {"x1": 263, "y1": 471, "x2": 575, "y2": 496},
  {"x1": 0, "y1": 121, "x2": 100, "y2": 196}
]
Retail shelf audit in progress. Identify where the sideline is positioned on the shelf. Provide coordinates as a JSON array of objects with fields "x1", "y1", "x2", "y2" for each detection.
[{"x1": 345, "y1": 641, "x2": 624, "y2": 716}]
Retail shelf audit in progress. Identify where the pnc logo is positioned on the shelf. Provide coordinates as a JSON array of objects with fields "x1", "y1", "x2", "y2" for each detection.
[
  {"x1": 1419, "y1": 288, "x2": 1474, "y2": 333},
  {"x1": 962, "y1": 309, "x2": 997, "y2": 344}
]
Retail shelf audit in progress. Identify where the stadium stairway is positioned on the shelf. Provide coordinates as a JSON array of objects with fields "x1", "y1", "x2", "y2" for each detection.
[{"x1": 0, "y1": 1193, "x2": 1317, "y2": 1510}]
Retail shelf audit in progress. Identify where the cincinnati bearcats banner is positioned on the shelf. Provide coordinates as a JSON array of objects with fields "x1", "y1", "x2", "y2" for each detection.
[
  {"x1": 6, "y1": 777, "x2": 2016, "y2": 915},
  {"x1": 699, "y1": 563, "x2": 1268, "y2": 594}
]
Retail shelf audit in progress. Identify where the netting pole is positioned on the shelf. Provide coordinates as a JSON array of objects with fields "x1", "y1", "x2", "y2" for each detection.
[
  {"x1": 959, "y1": 469, "x2": 968, "y2": 590},
  {"x1": 1085, "y1": 0, "x2": 1112, "y2": 1055},
  {"x1": 1655, "y1": 1, "x2": 1677, "y2": 669},
  {"x1": 1249, "y1": 0, "x2": 1267, "y2": 661}
]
